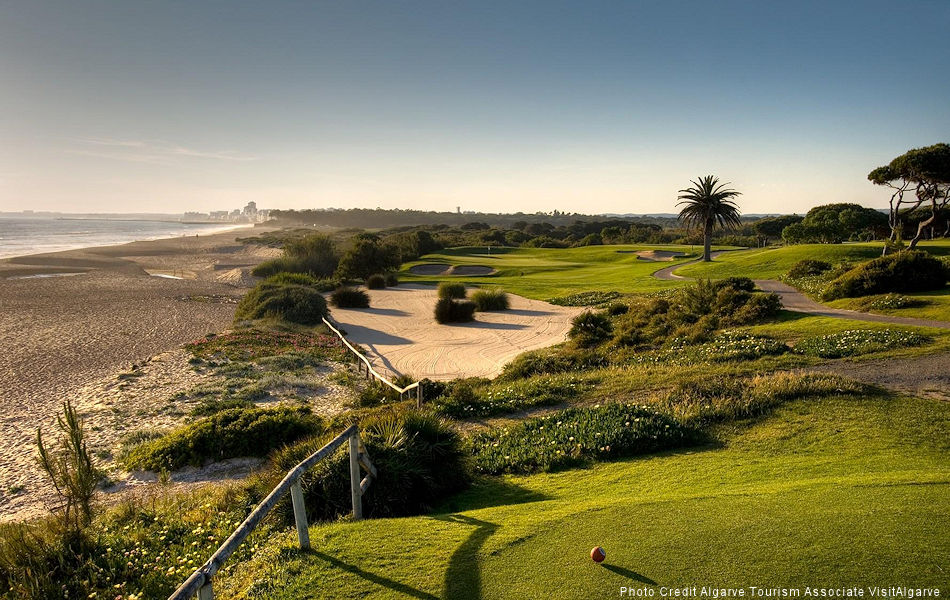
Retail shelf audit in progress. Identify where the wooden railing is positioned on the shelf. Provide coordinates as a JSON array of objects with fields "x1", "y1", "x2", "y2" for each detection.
[
  {"x1": 321, "y1": 316, "x2": 423, "y2": 406},
  {"x1": 168, "y1": 425, "x2": 376, "y2": 600}
]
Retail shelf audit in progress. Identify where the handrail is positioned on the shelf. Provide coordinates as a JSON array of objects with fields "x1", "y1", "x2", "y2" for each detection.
[
  {"x1": 168, "y1": 424, "x2": 376, "y2": 600},
  {"x1": 321, "y1": 316, "x2": 423, "y2": 406}
]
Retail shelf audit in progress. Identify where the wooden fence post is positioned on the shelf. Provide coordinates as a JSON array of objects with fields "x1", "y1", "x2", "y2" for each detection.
[
  {"x1": 290, "y1": 480, "x2": 310, "y2": 550},
  {"x1": 349, "y1": 432, "x2": 363, "y2": 520},
  {"x1": 197, "y1": 583, "x2": 214, "y2": 600}
]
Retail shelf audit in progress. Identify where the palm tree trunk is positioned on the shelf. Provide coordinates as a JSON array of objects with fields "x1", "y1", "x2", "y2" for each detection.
[{"x1": 703, "y1": 220, "x2": 712, "y2": 261}]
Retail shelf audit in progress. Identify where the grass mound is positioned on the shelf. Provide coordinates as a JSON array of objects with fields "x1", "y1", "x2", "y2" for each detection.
[
  {"x1": 794, "y1": 329, "x2": 930, "y2": 358},
  {"x1": 472, "y1": 403, "x2": 696, "y2": 474},
  {"x1": 548, "y1": 290, "x2": 620, "y2": 306},
  {"x1": 434, "y1": 374, "x2": 589, "y2": 418},
  {"x1": 471, "y1": 288, "x2": 510, "y2": 311},
  {"x1": 329, "y1": 286, "x2": 370, "y2": 308},
  {"x1": 786, "y1": 259, "x2": 832, "y2": 278},
  {"x1": 121, "y1": 407, "x2": 323, "y2": 471},
  {"x1": 437, "y1": 281, "x2": 467, "y2": 299},
  {"x1": 434, "y1": 298, "x2": 476, "y2": 323},
  {"x1": 234, "y1": 274, "x2": 328, "y2": 325},
  {"x1": 822, "y1": 251, "x2": 947, "y2": 300}
]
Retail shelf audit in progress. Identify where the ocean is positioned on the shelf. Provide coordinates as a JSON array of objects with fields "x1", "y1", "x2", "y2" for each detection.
[{"x1": 0, "y1": 215, "x2": 251, "y2": 259}]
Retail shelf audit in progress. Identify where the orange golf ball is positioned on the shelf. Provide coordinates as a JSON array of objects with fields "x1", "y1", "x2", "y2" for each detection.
[{"x1": 591, "y1": 546, "x2": 606, "y2": 563}]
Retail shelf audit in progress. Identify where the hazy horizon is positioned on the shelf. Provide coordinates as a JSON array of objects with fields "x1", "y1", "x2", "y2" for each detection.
[{"x1": 2, "y1": 1, "x2": 948, "y2": 215}]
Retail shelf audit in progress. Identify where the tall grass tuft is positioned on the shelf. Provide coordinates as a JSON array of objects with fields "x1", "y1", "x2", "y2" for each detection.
[
  {"x1": 471, "y1": 288, "x2": 510, "y2": 311},
  {"x1": 437, "y1": 282, "x2": 467, "y2": 299}
]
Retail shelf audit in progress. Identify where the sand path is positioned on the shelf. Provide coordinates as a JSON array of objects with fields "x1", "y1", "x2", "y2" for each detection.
[
  {"x1": 653, "y1": 251, "x2": 950, "y2": 330},
  {"x1": 329, "y1": 285, "x2": 584, "y2": 380}
]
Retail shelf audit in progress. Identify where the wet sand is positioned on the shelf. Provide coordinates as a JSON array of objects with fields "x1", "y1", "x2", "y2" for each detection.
[{"x1": 0, "y1": 228, "x2": 276, "y2": 521}]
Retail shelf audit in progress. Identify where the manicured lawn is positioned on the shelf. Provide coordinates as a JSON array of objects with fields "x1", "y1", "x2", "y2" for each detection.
[
  {"x1": 216, "y1": 392, "x2": 950, "y2": 598},
  {"x1": 399, "y1": 245, "x2": 715, "y2": 299}
]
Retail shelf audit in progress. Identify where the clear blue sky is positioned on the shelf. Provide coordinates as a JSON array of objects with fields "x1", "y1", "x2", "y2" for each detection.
[{"x1": 1, "y1": 1, "x2": 948, "y2": 215}]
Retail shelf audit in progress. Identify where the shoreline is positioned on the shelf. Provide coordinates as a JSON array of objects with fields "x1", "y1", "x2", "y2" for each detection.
[{"x1": 0, "y1": 220, "x2": 257, "y2": 261}]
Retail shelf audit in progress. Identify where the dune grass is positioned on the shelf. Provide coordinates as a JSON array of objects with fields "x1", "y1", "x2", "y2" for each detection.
[{"x1": 214, "y1": 390, "x2": 950, "y2": 598}]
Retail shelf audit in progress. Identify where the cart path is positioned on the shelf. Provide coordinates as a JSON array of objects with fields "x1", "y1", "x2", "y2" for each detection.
[{"x1": 653, "y1": 251, "x2": 950, "y2": 330}]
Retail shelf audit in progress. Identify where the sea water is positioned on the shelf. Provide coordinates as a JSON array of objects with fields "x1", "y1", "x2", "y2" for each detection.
[{"x1": 0, "y1": 215, "x2": 250, "y2": 259}]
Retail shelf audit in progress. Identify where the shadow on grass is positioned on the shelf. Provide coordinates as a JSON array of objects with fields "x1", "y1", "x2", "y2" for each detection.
[
  {"x1": 433, "y1": 477, "x2": 551, "y2": 513},
  {"x1": 310, "y1": 551, "x2": 440, "y2": 600},
  {"x1": 435, "y1": 514, "x2": 499, "y2": 600},
  {"x1": 602, "y1": 564, "x2": 658, "y2": 585}
]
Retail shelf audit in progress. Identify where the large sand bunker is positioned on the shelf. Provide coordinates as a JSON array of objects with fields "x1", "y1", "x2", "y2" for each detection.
[
  {"x1": 329, "y1": 284, "x2": 583, "y2": 380},
  {"x1": 408, "y1": 263, "x2": 497, "y2": 276}
]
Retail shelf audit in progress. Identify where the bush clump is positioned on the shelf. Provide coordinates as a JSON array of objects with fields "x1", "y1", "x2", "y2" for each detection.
[
  {"x1": 434, "y1": 374, "x2": 589, "y2": 418},
  {"x1": 259, "y1": 410, "x2": 470, "y2": 522},
  {"x1": 366, "y1": 274, "x2": 387, "y2": 289},
  {"x1": 385, "y1": 272, "x2": 399, "y2": 287},
  {"x1": 437, "y1": 282, "x2": 467, "y2": 299},
  {"x1": 629, "y1": 332, "x2": 788, "y2": 366},
  {"x1": 857, "y1": 293, "x2": 929, "y2": 311},
  {"x1": 330, "y1": 286, "x2": 371, "y2": 308},
  {"x1": 472, "y1": 403, "x2": 697, "y2": 474},
  {"x1": 471, "y1": 288, "x2": 510, "y2": 311},
  {"x1": 548, "y1": 290, "x2": 621, "y2": 306},
  {"x1": 569, "y1": 311, "x2": 613, "y2": 347},
  {"x1": 821, "y1": 251, "x2": 947, "y2": 300},
  {"x1": 250, "y1": 233, "x2": 339, "y2": 278},
  {"x1": 500, "y1": 346, "x2": 607, "y2": 380},
  {"x1": 121, "y1": 407, "x2": 324, "y2": 471},
  {"x1": 794, "y1": 329, "x2": 930, "y2": 358},
  {"x1": 234, "y1": 274, "x2": 328, "y2": 325},
  {"x1": 787, "y1": 259, "x2": 833, "y2": 279},
  {"x1": 434, "y1": 298, "x2": 476, "y2": 323}
]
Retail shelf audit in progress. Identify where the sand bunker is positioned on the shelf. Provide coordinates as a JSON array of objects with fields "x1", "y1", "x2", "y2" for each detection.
[
  {"x1": 408, "y1": 263, "x2": 496, "y2": 276},
  {"x1": 633, "y1": 250, "x2": 685, "y2": 262},
  {"x1": 330, "y1": 284, "x2": 582, "y2": 380}
]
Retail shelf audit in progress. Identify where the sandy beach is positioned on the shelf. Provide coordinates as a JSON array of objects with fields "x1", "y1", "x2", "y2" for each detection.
[{"x1": 0, "y1": 228, "x2": 277, "y2": 521}]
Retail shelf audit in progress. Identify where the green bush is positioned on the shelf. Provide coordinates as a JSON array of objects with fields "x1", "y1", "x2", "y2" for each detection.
[
  {"x1": 437, "y1": 282, "x2": 467, "y2": 299},
  {"x1": 630, "y1": 332, "x2": 788, "y2": 366},
  {"x1": 548, "y1": 290, "x2": 621, "y2": 306},
  {"x1": 260, "y1": 410, "x2": 470, "y2": 522},
  {"x1": 366, "y1": 274, "x2": 387, "y2": 289},
  {"x1": 471, "y1": 403, "x2": 697, "y2": 474},
  {"x1": 471, "y1": 288, "x2": 510, "y2": 311},
  {"x1": 434, "y1": 298, "x2": 476, "y2": 323},
  {"x1": 500, "y1": 347, "x2": 607, "y2": 380},
  {"x1": 787, "y1": 259, "x2": 832, "y2": 279},
  {"x1": 435, "y1": 374, "x2": 588, "y2": 418},
  {"x1": 569, "y1": 311, "x2": 613, "y2": 347},
  {"x1": 385, "y1": 272, "x2": 399, "y2": 287},
  {"x1": 821, "y1": 251, "x2": 947, "y2": 300},
  {"x1": 234, "y1": 274, "x2": 328, "y2": 325},
  {"x1": 251, "y1": 233, "x2": 339, "y2": 278},
  {"x1": 330, "y1": 286, "x2": 370, "y2": 308},
  {"x1": 121, "y1": 407, "x2": 324, "y2": 471},
  {"x1": 794, "y1": 329, "x2": 930, "y2": 358},
  {"x1": 857, "y1": 293, "x2": 929, "y2": 311}
]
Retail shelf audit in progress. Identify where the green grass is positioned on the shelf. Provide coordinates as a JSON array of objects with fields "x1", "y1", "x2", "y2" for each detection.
[
  {"x1": 400, "y1": 245, "x2": 717, "y2": 299},
  {"x1": 216, "y1": 391, "x2": 950, "y2": 598}
]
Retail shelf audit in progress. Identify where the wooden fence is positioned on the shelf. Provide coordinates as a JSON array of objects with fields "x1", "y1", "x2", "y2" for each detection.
[
  {"x1": 168, "y1": 425, "x2": 377, "y2": 600},
  {"x1": 321, "y1": 316, "x2": 423, "y2": 406}
]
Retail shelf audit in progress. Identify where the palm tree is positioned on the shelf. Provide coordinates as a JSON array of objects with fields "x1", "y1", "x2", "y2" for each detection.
[{"x1": 677, "y1": 175, "x2": 742, "y2": 262}]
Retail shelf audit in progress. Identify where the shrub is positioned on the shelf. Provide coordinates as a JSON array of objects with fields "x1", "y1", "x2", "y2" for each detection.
[
  {"x1": 821, "y1": 251, "x2": 947, "y2": 300},
  {"x1": 189, "y1": 398, "x2": 254, "y2": 416},
  {"x1": 471, "y1": 288, "x2": 510, "y2": 311},
  {"x1": 260, "y1": 410, "x2": 470, "y2": 522},
  {"x1": 569, "y1": 311, "x2": 613, "y2": 347},
  {"x1": 794, "y1": 329, "x2": 930, "y2": 358},
  {"x1": 434, "y1": 298, "x2": 477, "y2": 323},
  {"x1": 858, "y1": 293, "x2": 929, "y2": 311},
  {"x1": 630, "y1": 332, "x2": 788, "y2": 366},
  {"x1": 548, "y1": 290, "x2": 620, "y2": 306},
  {"x1": 435, "y1": 374, "x2": 589, "y2": 418},
  {"x1": 787, "y1": 259, "x2": 832, "y2": 279},
  {"x1": 330, "y1": 286, "x2": 370, "y2": 308},
  {"x1": 366, "y1": 274, "x2": 387, "y2": 289},
  {"x1": 606, "y1": 301, "x2": 630, "y2": 316},
  {"x1": 500, "y1": 347, "x2": 607, "y2": 380},
  {"x1": 471, "y1": 403, "x2": 697, "y2": 474},
  {"x1": 437, "y1": 282, "x2": 467, "y2": 299},
  {"x1": 121, "y1": 407, "x2": 324, "y2": 470},
  {"x1": 385, "y1": 272, "x2": 399, "y2": 287},
  {"x1": 251, "y1": 233, "x2": 339, "y2": 278},
  {"x1": 234, "y1": 274, "x2": 328, "y2": 325}
]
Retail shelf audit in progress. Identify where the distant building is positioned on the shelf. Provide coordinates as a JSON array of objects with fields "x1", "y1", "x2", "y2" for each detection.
[
  {"x1": 243, "y1": 201, "x2": 258, "y2": 219},
  {"x1": 210, "y1": 210, "x2": 229, "y2": 221}
]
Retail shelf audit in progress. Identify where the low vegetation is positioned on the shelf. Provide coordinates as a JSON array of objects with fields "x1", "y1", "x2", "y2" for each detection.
[
  {"x1": 329, "y1": 286, "x2": 370, "y2": 309},
  {"x1": 793, "y1": 329, "x2": 930, "y2": 358},
  {"x1": 234, "y1": 274, "x2": 329, "y2": 325},
  {"x1": 251, "y1": 233, "x2": 339, "y2": 279},
  {"x1": 434, "y1": 298, "x2": 476, "y2": 323},
  {"x1": 433, "y1": 374, "x2": 589, "y2": 418},
  {"x1": 437, "y1": 281, "x2": 467, "y2": 299},
  {"x1": 470, "y1": 288, "x2": 510, "y2": 311},
  {"x1": 365, "y1": 274, "x2": 387, "y2": 289},
  {"x1": 821, "y1": 251, "x2": 947, "y2": 300}
]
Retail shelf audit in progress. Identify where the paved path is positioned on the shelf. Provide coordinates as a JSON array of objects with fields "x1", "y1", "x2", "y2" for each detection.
[{"x1": 653, "y1": 251, "x2": 950, "y2": 330}]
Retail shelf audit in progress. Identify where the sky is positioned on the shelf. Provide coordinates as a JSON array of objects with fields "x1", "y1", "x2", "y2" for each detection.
[{"x1": 1, "y1": 1, "x2": 948, "y2": 216}]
